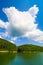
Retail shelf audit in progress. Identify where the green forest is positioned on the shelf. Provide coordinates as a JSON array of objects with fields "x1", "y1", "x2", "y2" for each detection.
[
  {"x1": 18, "y1": 44, "x2": 43, "y2": 52},
  {"x1": 0, "y1": 38, "x2": 17, "y2": 51},
  {"x1": 0, "y1": 38, "x2": 43, "y2": 52}
]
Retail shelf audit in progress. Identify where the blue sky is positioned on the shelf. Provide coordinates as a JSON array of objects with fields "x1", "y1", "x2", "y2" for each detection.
[{"x1": 0, "y1": 0, "x2": 43, "y2": 46}]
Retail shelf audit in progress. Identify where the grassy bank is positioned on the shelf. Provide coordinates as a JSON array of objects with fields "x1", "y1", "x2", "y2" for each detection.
[{"x1": 0, "y1": 51, "x2": 17, "y2": 53}]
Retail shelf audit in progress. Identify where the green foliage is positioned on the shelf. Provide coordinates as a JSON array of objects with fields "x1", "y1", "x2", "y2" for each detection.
[
  {"x1": 0, "y1": 38, "x2": 43, "y2": 52},
  {"x1": 18, "y1": 44, "x2": 43, "y2": 52},
  {"x1": 0, "y1": 38, "x2": 17, "y2": 51}
]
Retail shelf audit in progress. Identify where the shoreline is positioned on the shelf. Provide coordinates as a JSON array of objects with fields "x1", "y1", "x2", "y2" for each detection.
[{"x1": 0, "y1": 51, "x2": 17, "y2": 53}]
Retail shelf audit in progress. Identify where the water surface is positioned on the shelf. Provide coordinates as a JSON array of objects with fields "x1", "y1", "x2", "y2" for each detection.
[{"x1": 0, "y1": 52, "x2": 43, "y2": 65}]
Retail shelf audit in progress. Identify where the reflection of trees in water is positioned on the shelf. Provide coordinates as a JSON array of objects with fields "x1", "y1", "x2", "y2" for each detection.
[
  {"x1": 0, "y1": 53, "x2": 16, "y2": 65},
  {"x1": 18, "y1": 52, "x2": 38, "y2": 60}
]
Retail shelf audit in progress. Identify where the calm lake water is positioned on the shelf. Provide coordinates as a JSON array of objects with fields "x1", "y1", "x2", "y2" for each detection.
[{"x1": 0, "y1": 52, "x2": 43, "y2": 65}]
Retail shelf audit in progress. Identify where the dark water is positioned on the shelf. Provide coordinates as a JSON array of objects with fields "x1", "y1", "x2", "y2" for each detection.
[{"x1": 0, "y1": 52, "x2": 43, "y2": 65}]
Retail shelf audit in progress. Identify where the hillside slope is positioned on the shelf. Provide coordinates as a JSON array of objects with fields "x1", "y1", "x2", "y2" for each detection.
[
  {"x1": 0, "y1": 38, "x2": 17, "y2": 51},
  {"x1": 18, "y1": 44, "x2": 43, "y2": 52}
]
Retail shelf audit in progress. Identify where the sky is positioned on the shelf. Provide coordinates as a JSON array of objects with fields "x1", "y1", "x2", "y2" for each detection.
[{"x1": 0, "y1": 0, "x2": 43, "y2": 46}]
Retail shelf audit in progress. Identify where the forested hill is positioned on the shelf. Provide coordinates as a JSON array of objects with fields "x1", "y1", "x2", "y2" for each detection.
[
  {"x1": 18, "y1": 44, "x2": 43, "y2": 52},
  {"x1": 0, "y1": 38, "x2": 17, "y2": 51},
  {"x1": 0, "y1": 38, "x2": 43, "y2": 52}
]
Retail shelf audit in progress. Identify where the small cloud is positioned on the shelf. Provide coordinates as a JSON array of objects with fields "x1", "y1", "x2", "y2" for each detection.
[
  {"x1": 0, "y1": 36, "x2": 2, "y2": 38},
  {"x1": 10, "y1": 40, "x2": 14, "y2": 43},
  {"x1": 11, "y1": 37, "x2": 17, "y2": 41},
  {"x1": 0, "y1": 20, "x2": 9, "y2": 29}
]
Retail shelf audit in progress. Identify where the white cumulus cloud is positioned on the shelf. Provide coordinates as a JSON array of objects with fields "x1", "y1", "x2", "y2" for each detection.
[{"x1": 0, "y1": 5, "x2": 43, "y2": 43}]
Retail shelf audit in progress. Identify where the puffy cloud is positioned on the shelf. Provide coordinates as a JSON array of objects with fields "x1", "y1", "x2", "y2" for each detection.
[
  {"x1": 0, "y1": 20, "x2": 9, "y2": 29},
  {"x1": 3, "y1": 5, "x2": 38, "y2": 36},
  {"x1": 0, "y1": 5, "x2": 43, "y2": 43},
  {"x1": 0, "y1": 20, "x2": 9, "y2": 39},
  {"x1": 0, "y1": 32, "x2": 8, "y2": 39},
  {"x1": 25, "y1": 29, "x2": 43, "y2": 43}
]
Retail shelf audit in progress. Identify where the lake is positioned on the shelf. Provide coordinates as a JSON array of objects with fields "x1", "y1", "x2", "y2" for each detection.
[{"x1": 0, "y1": 52, "x2": 43, "y2": 65}]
